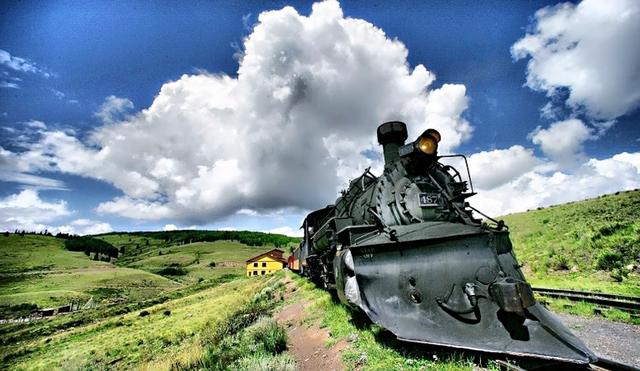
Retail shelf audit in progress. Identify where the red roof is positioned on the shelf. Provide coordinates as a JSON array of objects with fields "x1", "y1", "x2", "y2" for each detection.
[{"x1": 246, "y1": 249, "x2": 286, "y2": 264}]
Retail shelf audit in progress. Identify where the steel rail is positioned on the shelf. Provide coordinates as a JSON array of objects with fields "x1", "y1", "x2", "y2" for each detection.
[
  {"x1": 532, "y1": 287, "x2": 640, "y2": 313},
  {"x1": 533, "y1": 287, "x2": 640, "y2": 303},
  {"x1": 592, "y1": 356, "x2": 640, "y2": 371}
]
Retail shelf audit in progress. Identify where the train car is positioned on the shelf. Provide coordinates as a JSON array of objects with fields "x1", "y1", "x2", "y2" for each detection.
[
  {"x1": 291, "y1": 121, "x2": 597, "y2": 366},
  {"x1": 287, "y1": 242, "x2": 302, "y2": 272}
]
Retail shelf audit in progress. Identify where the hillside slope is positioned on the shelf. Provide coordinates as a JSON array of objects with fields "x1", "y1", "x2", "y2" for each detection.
[
  {"x1": 0, "y1": 235, "x2": 178, "y2": 312},
  {"x1": 1, "y1": 230, "x2": 294, "y2": 312},
  {"x1": 98, "y1": 233, "x2": 291, "y2": 284},
  {"x1": 501, "y1": 189, "x2": 640, "y2": 295}
]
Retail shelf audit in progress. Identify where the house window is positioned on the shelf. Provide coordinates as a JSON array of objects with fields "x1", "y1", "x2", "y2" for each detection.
[
  {"x1": 261, "y1": 270, "x2": 265, "y2": 275},
  {"x1": 253, "y1": 262, "x2": 258, "y2": 267},
  {"x1": 253, "y1": 271, "x2": 257, "y2": 276},
  {"x1": 262, "y1": 262, "x2": 267, "y2": 267}
]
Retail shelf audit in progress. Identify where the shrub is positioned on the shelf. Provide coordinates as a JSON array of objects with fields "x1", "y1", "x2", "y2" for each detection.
[
  {"x1": 139, "y1": 310, "x2": 150, "y2": 317},
  {"x1": 200, "y1": 317, "x2": 288, "y2": 369},
  {"x1": 610, "y1": 267, "x2": 629, "y2": 282},
  {"x1": 232, "y1": 354, "x2": 296, "y2": 371},
  {"x1": 0, "y1": 303, "x2": 38, "y2": 318},
  {"x1": 595, "y1": 250, "x2": 623, "y2": 271},
  {"x1": 156, "y1": 266, "x2": 187, "y2": 276},
  {"x1": 597, "y1": 222, "x2": 627, "y2": 237},
  {"x1": 245, "y1": 317, "x2": 288, "y2": 354},
  {"x1": 208, "y1": 261, "x2": 216, "y2": 267},
  {"x1": 550, "y1": 255, "x2": 570, "y2": 271}
]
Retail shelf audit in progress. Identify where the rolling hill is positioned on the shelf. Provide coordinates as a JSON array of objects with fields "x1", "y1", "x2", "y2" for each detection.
[
  {"x1": 1, "y1": 193, "x2": 639, "y2": 369},
  {"x1": 0, "y1": 231, "x2": 298, "y2": 314},
  {"x1": 0, "y1": 230, "x2": 297, "y2": 369},
  {"x1": 502, "y1": 189, "x2": 640, "y2": 295},
  {"x1": 0, "y1": 234, "x2": 178, "y2": 312}
]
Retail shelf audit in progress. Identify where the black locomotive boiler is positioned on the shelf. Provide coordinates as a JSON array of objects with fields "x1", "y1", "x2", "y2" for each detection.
[{"x1": 289, "y1": 121, "x2": 596, "y2": 365}]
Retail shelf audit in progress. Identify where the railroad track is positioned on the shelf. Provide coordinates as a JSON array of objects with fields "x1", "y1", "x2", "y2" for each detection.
[
  {"x1": 532, "y1": 287, "x2": 640, "y2": 313},
  {"x1": 495, "y1": 357, "x2": 640, "y2": 371}
]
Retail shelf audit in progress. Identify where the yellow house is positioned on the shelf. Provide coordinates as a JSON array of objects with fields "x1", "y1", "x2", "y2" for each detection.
[{"x1": 246, "y1": 249, "x2": 287, "y2": 277}]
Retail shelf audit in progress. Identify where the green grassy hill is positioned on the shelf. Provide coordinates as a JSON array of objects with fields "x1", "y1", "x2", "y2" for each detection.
[
  {"x1": 99, "y1": 234, "x2": 286, "y2": 284},
  {"x1": 0, "y1": 230, "x2": 297, "y2": 370},
  {"x1": 1, "y1": 274, "x2": 282, "y2": 370},
  {"x1": 0, "y1": 235, "x2": 178, "y2": 312},
  {"x1": 2, "y1": 197, "x2": 638, "y2": 369},
  {"x1": 0, "y1": 230, "x2": 295, "y2": 315},
  {"x1": 502, "y1": 189, "x2": 640, "y2": 295}
]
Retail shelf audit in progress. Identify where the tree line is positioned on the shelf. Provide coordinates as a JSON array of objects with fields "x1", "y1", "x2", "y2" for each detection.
[
  {"x1": 113, "y1": 230, "x2": 301, "y2": 248},
  {"x1": 64, "y1": 237, "x2": 119, "y2": 259},
  {"x1": 2, "y1": 230, "x2": 76, "y2": 238}
]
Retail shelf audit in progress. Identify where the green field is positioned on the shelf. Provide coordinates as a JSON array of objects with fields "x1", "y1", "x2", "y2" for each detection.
[
  {"x1": 0, "y1": 232, "x2": 285, "y2": 313},
  {"x1": 1, "y1": 275, "x2": 281, "y2": 370},
  {"x1": 0, "y1": 235, "x2": 179, "y2": 311},
  {"x1": 0, "y1": 230, "x2": 295, "y2": 370},
  {"x1": 100, "y1": 234, "x2": 279, "y2": 283},
  {"x1": 502, "y1": 189, "x2": 640, "y2": 296},
  {"x1": 1, "y1": 192, "x2": 639, "y2": 370}
]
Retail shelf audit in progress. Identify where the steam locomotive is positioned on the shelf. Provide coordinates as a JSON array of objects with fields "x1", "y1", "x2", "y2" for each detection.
[{"x1": 288, "y1": 121, "x2": 597, "y2": 365}]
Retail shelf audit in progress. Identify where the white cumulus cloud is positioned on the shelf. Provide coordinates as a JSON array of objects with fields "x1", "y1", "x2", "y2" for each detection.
[
  {"x1": 8, "y1": 0, "x2": 472, "y2": 224},
  {"x1": 467, "y1": 145, "x2": 540, "y2": 190},
  {"x1": 529, "y1": 118, "x2": 593, "y2": 168},
  {"x1": 0, "y1": 49, "x2": 52, "y2": 78},
  {"x1": 0, "y1": 190, "x2": 112, "y2": 235},
  {"x1": 470, "y1": 152, "x2": 640, "y2": 218},
  {"x1": 512, "y1": 0, "x2": 640, "y2": 120},
  {"x1": 94, "y1": 95, "x2": 135, "y2": 124},
  {"x1": 0, "y1": 189, "x2": 71, "y2": 227},
  {"x1": 68, "y1": 219, "x2": 113, "y2": 235}
]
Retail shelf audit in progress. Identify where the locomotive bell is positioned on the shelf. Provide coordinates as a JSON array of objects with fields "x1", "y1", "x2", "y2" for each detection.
[{"x1": 377, "y1": 121, "x2": 408, "y2": 164}]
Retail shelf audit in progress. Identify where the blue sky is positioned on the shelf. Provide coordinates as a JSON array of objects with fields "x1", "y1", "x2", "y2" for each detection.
[{"x1": 1, "y1": 0, "x2": 639, "y2": 236}]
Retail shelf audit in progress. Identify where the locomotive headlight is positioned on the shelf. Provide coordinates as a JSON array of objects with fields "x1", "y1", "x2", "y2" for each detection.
[
  {"x1": 423, "y1": 128, "x2": 441, "y2": 143},
  {"x1": 416, "y1": 128, "x2": 441, "y2": 155}
]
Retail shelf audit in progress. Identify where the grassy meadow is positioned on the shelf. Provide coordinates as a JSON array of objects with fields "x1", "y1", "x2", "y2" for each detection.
[
  {"x1": 0, "y1": 229, "x2": 295, "y2": 370},
  {"x1": 0, "y1": 235, "x2": 179, "y2": 311},
  {"x1": 1, "y1": 275, "x2": 285, "y2": 370},
  {"x1": 0, "y1": 232, "x2": 286, "y2": 313},
  {"x1": 1, "y1": 191, "x2": 639, "y2": 369},
  {"x1": 502, "y1": 189, "x2": 640, "y2": 296},
  {"x1": 99, "y1": 234, "x2": 278, "y2": 283}
]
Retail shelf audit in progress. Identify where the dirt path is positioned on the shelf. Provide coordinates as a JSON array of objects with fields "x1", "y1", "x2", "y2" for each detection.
[
  {"x1": 556, "y1": 313, "x2": 640, "y2": 367},
  {"x1": 275, "y1": 281, "x2": 348, "y2": 371}
]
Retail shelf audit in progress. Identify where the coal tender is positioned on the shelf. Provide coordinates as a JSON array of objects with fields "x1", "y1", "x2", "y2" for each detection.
[{"x1": 290, "y1": 121, "x2": 597, "y2": 364}]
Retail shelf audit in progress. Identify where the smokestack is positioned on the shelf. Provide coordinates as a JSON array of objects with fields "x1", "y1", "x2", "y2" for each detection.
[{"x1": 377, "y1": 121, "x2": 408, "y2": 165}]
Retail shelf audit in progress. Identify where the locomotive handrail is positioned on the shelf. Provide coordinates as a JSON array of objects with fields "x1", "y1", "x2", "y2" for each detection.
[
  {"x1": 467, "y1": 205, "x2": 507, "y2": 231},
  {"x1": 439, "y1": 154, "x2": 474, "y2": 193},
  {"x1": 427, "y1": 173, "x2": 477, "y2": 225}
]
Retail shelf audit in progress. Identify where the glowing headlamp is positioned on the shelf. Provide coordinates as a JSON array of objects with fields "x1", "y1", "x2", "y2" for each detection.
[{"x1": 415, "y1": 128, "x2": 441, "y2": 155}]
